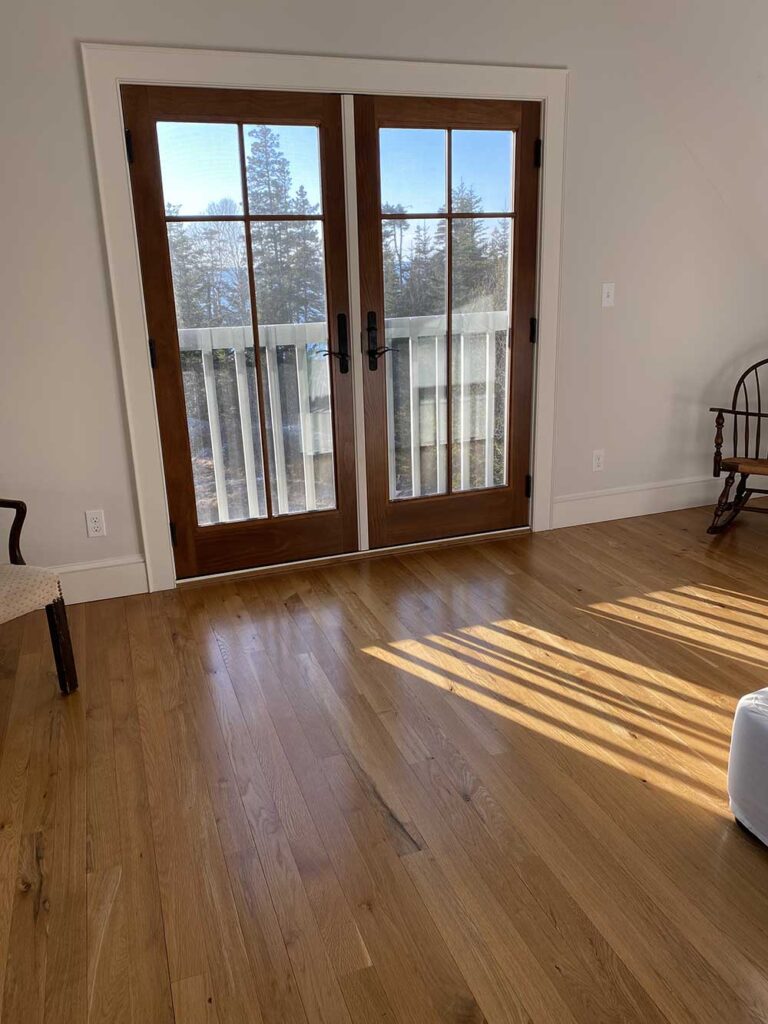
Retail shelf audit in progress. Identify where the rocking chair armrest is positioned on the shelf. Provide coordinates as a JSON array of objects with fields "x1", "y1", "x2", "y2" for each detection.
[
  {"x1": 0, "y1": 499, "x2": 27, "y2": 565},
  {"x1": 709, "y1": 408, "x2": 768, "y2": 419}
]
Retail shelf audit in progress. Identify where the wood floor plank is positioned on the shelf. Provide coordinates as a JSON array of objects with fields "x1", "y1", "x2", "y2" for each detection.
[
  {"x1": 186, "y1": 590, "x2": 354, "y2": 1024},
  {"x1": 43, "y1": 606, "x2": 87, "y2": 1024},
  {"x1": 107, "y1": 600, "x2": 174, "y2": 1024},
  {"x1": 84, "y1": 600, "x2": 131, "y2": 1024},
  {"x1": 180, "y1": 589, "x2": 310, "y2": 1024},
  {"x1": 2, "y1": 620, "x2": 58, "y2": 1024},
  {"x1": 148, "y1": 592, "x2": 265, "y2": 1024},
  {"x1": 124, "y1": 596, "x2": 208, "y2": 987},
  {"x1": 0, "y1": 618, "x2": 24, "y2": 763},
  {"x1": 249, "y1": 641, "x2": 459, "y2": 1024},
  {"x1": 337, "y1": 965, "x2": 397, "y2": 1023},
  {"x1": 321, "y1": 752, "x2": 485, "y2": 1024},
  {"x1": 0, "y1": 615, "x2": 44, "y2": 1011},
  {"x1": 171, "y1": 974, "x2": 219, "y2": 1024},
  {"x1": 204, "y1": 588, "x2": 371, "y2": 981}
]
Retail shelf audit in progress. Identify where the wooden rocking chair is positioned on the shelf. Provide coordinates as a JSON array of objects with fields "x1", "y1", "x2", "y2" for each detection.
[{"x1": 708, "y1": 357, "x2": 768, "y2": 534}]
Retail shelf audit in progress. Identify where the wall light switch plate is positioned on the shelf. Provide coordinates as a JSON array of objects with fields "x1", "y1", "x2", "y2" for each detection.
[{"x1": 602, "y1": 282, "x2": 615, "y2": 308}]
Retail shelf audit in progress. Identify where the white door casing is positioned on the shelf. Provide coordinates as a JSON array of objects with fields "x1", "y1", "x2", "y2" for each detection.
[{"x1": 81, "y1": 43, "x2": 567, "y2": 589}]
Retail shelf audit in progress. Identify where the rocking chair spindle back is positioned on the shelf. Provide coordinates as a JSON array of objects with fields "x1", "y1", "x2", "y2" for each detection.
[{"x1": 708, "y1": 357, "x2": 768, "y2": 533}]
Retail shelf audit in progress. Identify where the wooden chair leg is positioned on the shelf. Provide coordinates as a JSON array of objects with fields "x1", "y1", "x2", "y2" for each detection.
[
  {"x1": 707, "y1": 471, "x2": 737, "y2": 534},
  {"x1": 734, "y1": 473, "x2": 750, "y2": 508},
  {"x1": 708, "y1": 472, "x2": 753, "y2": 534},
  {"x1": 45, "y1": 598, "x2": 78, "y2": 695}
]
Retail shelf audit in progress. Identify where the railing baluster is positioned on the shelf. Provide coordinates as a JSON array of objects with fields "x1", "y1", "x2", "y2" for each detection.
[
  {"x1": 201, "y1": 329, "x2": 230, "y2": 522},
  {"x1": 386, "y1": 338, "x2": 397, "y2": 498},
  {"x1": 263, "y1": 327, "x2": 289, "y2": 516},
  {"x1": 233, "y1": 328, "x2": 263, "y2": 519},
  {"x1": 502, "y1": 325, "x2": 511, "y2": 484},
  {"x1": 459, "y1": 332, "x2": 469, "y2": 490},
  {"x1": 409, "y1": 334, "x2": 421, "y2": 498},
  {"x1": 484, "y1": 330, "x2": 494, "y2": 488},
  {"x1": 295, "y1": 327, "x2": 317, "y2": 512},
  {"x1": 435, "y1": 334, "x2": 446, "y2": 494}
]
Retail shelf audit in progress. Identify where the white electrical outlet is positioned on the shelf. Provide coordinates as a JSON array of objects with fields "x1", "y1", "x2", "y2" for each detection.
[
  {"x1": 601, "y1": 282, "x2": 615, "y2": 308},
  {"x1": 592, "y1": 449, "x2": 605, "y2": 472},
  {"x1": 85, "y1": 509, "x2": 107, "y2": 538}
]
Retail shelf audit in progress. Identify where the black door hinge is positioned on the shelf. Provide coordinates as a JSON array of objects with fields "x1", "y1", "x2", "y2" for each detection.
[
  {"x1": 169, "y1": 521, "x2": 177, "y2": 547},
  {"x1": 529, "y1": 317, "x2": 538, "y2": 344},
  {"x1": 125, "y1": 128, "x2": 134, "y2": 164},
  {"x1": 525, "y1": 474, "x2": 533, "y2": 499},
  {"x1": 534, "y1": 138, "x2": 542, "y2": 169},
  {"x1": 148, "y1": 338, "x2": 157, "y2": 369}
]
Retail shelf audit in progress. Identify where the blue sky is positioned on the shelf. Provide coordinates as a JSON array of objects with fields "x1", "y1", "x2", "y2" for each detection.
[
  {"x1": 157, "y1": 121, "x2": 515, "y2": 217},
  {"x1": 156, "y1": 122, "x2": 322, "y2": 214},
  {"x1": 380, "y1": 128, "x2": 514, "y2": 213}
]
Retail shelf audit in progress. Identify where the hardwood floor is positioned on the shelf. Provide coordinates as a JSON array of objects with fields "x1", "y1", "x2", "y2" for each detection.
[{"x1": 2, "y1": 505, "x2": 768, "y2": 1023}]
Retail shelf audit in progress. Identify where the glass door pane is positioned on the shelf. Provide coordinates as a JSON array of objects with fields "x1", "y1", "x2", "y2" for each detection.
[
  {"x1": 159, "y1": 123, "x2": 268, "y2": 526},
  {"x1": 376, "y1": 125, "x2": 515, "y2": 501},
  {"x1": 450, "y1": 131, "x2": 515, "y2": 492},
  {"x1": 382, "y1": 216, "x2": 448, "y2": 499},
  {"x1": 451, "y1": 216, "x2": 512, "y2": 492},
  {"x1": 157, "y1": 119, "x2": 338, "y2": 525}
]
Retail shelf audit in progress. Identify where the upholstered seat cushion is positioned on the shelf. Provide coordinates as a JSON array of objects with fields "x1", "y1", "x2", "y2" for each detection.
[
  {"x1": 728, "y1": 687, "x2": 768, "y2": 847},
  {"x1": 0, "y1": 564, "x2": 62, "y2": 626}
]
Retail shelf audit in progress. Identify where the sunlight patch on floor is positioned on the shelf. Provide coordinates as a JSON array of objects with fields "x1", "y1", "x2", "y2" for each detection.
[
  {"x1": 362, "y1": 595, "x2": 737, "y2": 816},
  {"x1": 587, "y1": 583, "x2": 768, "y2": 670}
]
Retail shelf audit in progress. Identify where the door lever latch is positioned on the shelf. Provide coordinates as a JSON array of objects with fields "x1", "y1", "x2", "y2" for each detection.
[
  {"x1": 325, "y1": 312, "x2": 350, "y2": 373},
  {"x1": 365, "y1": 310, "x2": 390, "y2": 370}
]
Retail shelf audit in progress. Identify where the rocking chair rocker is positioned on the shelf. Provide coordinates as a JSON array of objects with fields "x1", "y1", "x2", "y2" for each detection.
[{"x1": 708, "y1": 357, "x2": 768, "y2": 534}]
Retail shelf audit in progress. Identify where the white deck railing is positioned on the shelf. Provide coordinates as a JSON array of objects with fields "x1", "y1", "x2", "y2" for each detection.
[
  {"x1": 384, "y1": 310, "x2": 509, "y2": 497},
  {"x1": 178, "y1": 310, "x2": 508, "y2": 521},
  {"x1": 179, "y1": 321, "x2": 330, "y2": 520}
]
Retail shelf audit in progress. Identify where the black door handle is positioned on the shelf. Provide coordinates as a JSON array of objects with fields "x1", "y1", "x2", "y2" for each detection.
[
  {"x1": 325, "y1": 312, "x2": 350, "y2": 373},
  {"x1": 366, "y1": 310, "x2": 390, "y2": 370}
]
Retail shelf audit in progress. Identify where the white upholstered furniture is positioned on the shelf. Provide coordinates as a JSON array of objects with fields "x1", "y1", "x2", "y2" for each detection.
[
  {"x1": 728, "y1": 687, "x2": 768, "y2": 847},
  {"x1": 0, "y1": 500, "x2": 78, "y2": 694}
]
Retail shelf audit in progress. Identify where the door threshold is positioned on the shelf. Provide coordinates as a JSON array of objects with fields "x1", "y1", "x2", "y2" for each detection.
[{"x1": 177, "y1": 525, "x2": 530, "y2": 589}]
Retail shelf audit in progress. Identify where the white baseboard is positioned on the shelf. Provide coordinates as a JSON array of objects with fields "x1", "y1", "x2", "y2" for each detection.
[
  {"x1": 53, "y1": 555, "x2": 148, "y2": 605},
  {"x1": 551, "y1": 475, "x2": 721, "y2": 529},
  {"x1": 42, "y1": 477, "x2": 721, "y2": 601}
]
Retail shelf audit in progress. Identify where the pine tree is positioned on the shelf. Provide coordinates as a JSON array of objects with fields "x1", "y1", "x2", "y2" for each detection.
[
  {"x1": 246, "y1": 126, "x2": 292, "y2": 213},
  {"x1": 288, "y1": 185, "x2": 326, "y2": 322},
  {"x1": 403, "y1": 221, "x2": 444, "y2": 317},
  {"x1": 381, "y1": 205, "x2": 409, "y2": 317},
  {"x1": 166, "y1": 204, "x2": 207, "y2": 329},
  {"x1": 247, "y1": 126, "x2": 294, "y2": 324},
  {"x1": 205, "y1": 198, "x2": 251, "y2": 326},
  {"x1": 451, "y1": 182, "x2": 488, "y2": 313},
  {"x1": 486, "y1": 221, "x2": 511, "y2": 312}
]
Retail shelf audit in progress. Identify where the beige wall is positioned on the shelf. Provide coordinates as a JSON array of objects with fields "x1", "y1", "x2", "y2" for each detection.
[{"x1": 3, "y1": 0, "x2": 768, "y2": 569}]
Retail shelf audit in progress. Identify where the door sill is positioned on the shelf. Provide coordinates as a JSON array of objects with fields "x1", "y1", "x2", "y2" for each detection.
[{"x1": 177, "y1": 525, "x2": 530, "y2": 589}]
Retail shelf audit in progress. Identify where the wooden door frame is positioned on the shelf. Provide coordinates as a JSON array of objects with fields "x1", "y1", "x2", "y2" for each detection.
[
  {"x1": 355, "y1": 94, "x2": 540, "y2": 548},
  {"x1": 121, "y1": 85, "x2": 358, "y2": 578},
  {"x1": 82, "y1": 43, "x2": 568, "y2": 592}
]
